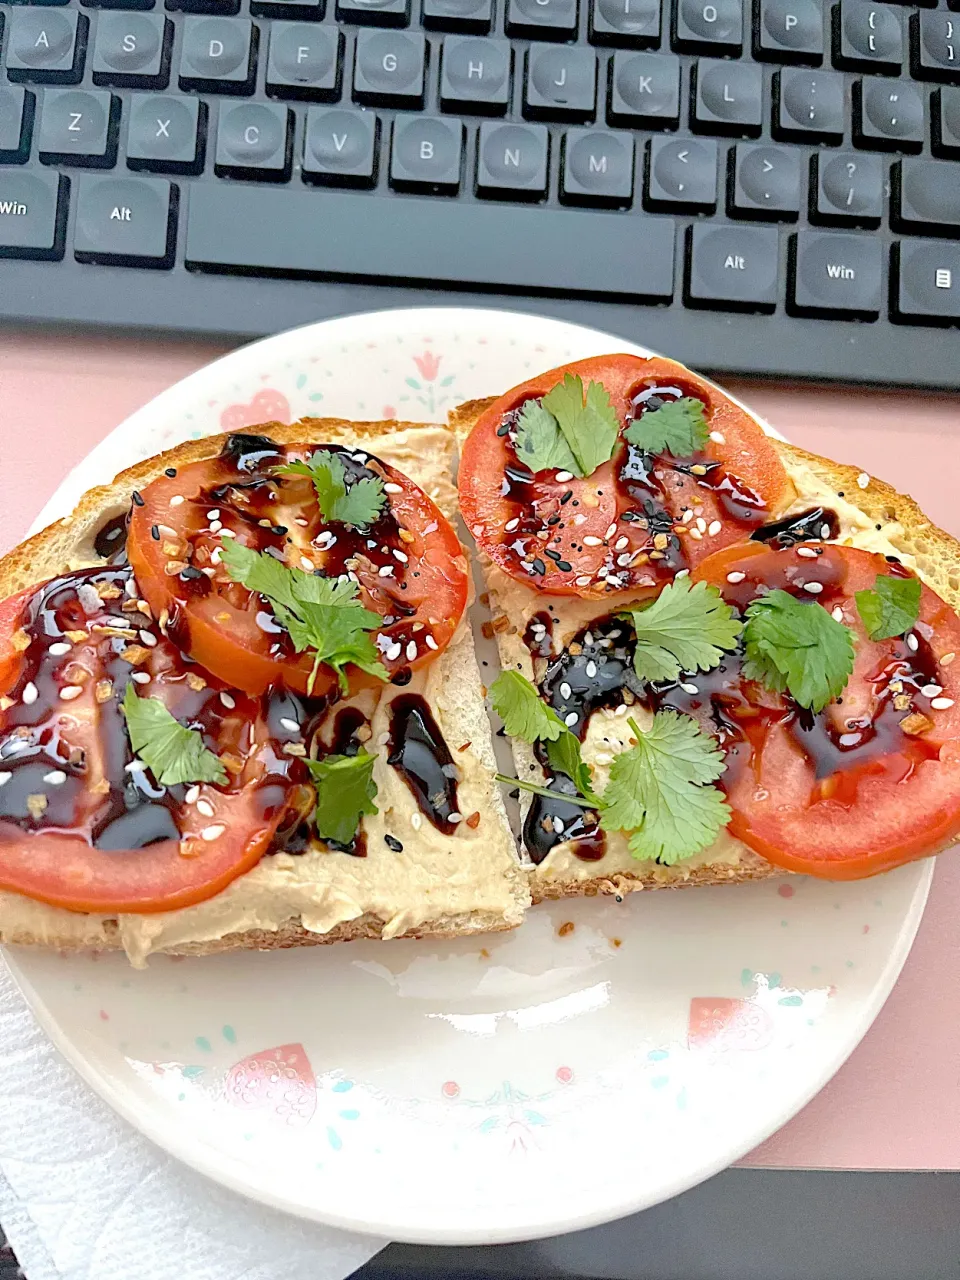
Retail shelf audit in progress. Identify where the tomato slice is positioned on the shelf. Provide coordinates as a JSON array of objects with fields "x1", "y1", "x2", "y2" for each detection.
[
  {"x1": 0, "y1": 566, "x2": 310, "y2": 914},
  {"x1": 126, "y1": 435, "x2": 468, "y2": 697},
  {"x1": 458, "y1": 354, "x2": 795, "y2": 599},
  {"x1": 688, "y1": 543, "x2": 960, "y2": 879}
]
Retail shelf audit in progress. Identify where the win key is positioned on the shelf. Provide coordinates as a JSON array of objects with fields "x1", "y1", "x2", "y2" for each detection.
[
  {"x1": 789, "y1": 230, "x2": 881, "y2": 318},
  {"x1": 0, "y1": 171, "x2": 67, "y2": 259}
]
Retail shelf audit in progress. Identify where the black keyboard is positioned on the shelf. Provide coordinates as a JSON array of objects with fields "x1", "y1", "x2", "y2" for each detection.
[{"x1": 3, "y1": 0, "x2": 960, "y2": 386}]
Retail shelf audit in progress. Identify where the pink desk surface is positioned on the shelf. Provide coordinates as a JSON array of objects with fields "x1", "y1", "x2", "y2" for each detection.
[{"x1": 2, "y1": 330, "x2": 960, "y2": 1174}]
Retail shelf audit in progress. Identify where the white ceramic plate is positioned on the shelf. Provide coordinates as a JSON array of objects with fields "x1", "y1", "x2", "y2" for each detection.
[{"x1": 6, "y1": 308, "x2": 932, "y2": 1245}]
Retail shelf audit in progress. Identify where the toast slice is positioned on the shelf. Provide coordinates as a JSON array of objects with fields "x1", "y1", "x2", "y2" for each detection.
[{"x1": 0, "y1": 416, "x2": 529, "y2": 965}]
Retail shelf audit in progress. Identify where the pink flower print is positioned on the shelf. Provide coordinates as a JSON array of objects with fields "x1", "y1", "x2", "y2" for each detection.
[
  {"x1": 413, "y1": 351, "x2": 442, "y2": 382},
  {"x1": 220, "y1": 389, "x2": 291, "y2": 431},
  {"x1": 688, "y1": 997, "x2": 773, "y2": 1053},
  {"x1": 224, "y1": 1042, "x2": 317, "y2": 1128}
]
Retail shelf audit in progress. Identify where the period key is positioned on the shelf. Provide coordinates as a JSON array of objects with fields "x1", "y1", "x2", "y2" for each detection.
[
  {"x1": 73, "y1": 175, "x2": 176, "y2": 266},
  {"x1": 686, "y1": 223, "x2": 779, "y2": 310}
]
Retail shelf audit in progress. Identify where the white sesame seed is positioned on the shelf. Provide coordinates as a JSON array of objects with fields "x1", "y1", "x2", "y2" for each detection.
[
  {"x1": 132, "y1": 672, "x2": 151, "y2": 684},
  {"x1": 907, "y1": 633, "x2": 919, "y2": 652},
  {"x1": 586, "y1": 661, "x2": 598, "y2": 678},
  {"x1": 185, "y1": 785, "x2": 200, "y2": 805},
  {"x1": 406, "y1": 640, "x2": 417, "y2": 661},
  {"x1": 378, "y1": 564, "x2": 395, "y2": 578},
  {"x1": 425, "y1": 634, "x2": 438, "y2": 651},
  {"x1": 125, "y1": 760, "x2": 145, "y2": 773},
  {"x1": 796, "y1": 546, "x2": 818, "y2": 559},
  {"x1": 504, "y1": 518, "x2": 520, "y2": 532},
  {"x1": 707, "y1": 520, "x2": 722, "y2": 537},
  {"x1": 169, "y1": 495, "x2": 185, "y2": 507},
  {"x1": 942, "y1": 652, "x2": 957, "y2": 667},
  {"x1": 411, "y1": 813, "x2": 423, "y2": 831},
  {"x1": 689, "y1": 528, "x2": 703, "y2": 541},
  {"x1": 0, "y1": 773, "x2": 10, "y2": 788},
  {"x1": 448, "y1": 812, "x2": 463, "y2": 824},
  {"x1": 921, "y1": 684, "x2": 943, "y2": 698},
  {"x1": 552, "y1": 815, "x2": 565, "y2": 834},
  {"x1": 138, "y1": 630, "x2": 157, "y2": 648},
  {"x1": 803, "y1": 582, "x2": 824, "y2": 595},
  {"x1": 564, "y1": 711, "x2": 579, "y2": 727},
  {"x1": 857, "y1": 472, "x2": 870, "y2": 490},
  {"x1": 209, "y1": 521, "x2": 223, "y2": 534},
  {"x1": 124, "y1": 576, "x2": 138, "y2": 598},
  {"x1": 574, "y1": 513, "x2": 588, "y2": 526},
  {"x1": 832, "y1": 606, "x2": 844, "y2": 622},
  {"x1": 696, "y1": 518, "x2": 708, "y2": 533},
  {"x1": 555, "y1": 470, "x2": 574, "y2": 483},
  {"x1": 709, "y1": 431, "x2": 726, "y2": 444},
  {"x1": 210, "y1": 547, "x2": 222, "y2": 566},
  {"x1": 219, "y1": 528, "x2": 236, "y2": 538},
  {"x1": 43, "y1": 770, "x2": 66, "y2": 785},
  {"x1": 933, "y1": 697, "x2": 956, "y2": 710},
  {"x1": 206, "y1": 509, "x2": 220, "y2": 520},
  {"x1": 201, "y1": 823, "x2": 225, "y2": 842},
  {"x1": 615, "y1": 536, "x2": 629, "y2": 550},
  {"x1": 59, "y1": 685, "x2": 83, "y2": 701},
  {"x1": 681, "y1": 682, "x2": 700, "y2": 695},
  {"x1": 393, "y1": 548, "x2": 408, "y2": 563},
  {"x1": 386, "y1": 642, "x2": 402, "y2": 662},
  {"x1": 821, "y1": 524, "x2": 832, "y2": 539},
  {"x1": 675, "y1": 570, "x2": 690, "y2": 580},
  {"x1": 616, "y1": 553, "x2": 632, "y2": 567},
  {"x1": 383, "y1": 482, "x2": 403, "y2": 494},
  {"x1": 295, "y1": 516, "x2": 309, "y2": 527},
  {"x1": 605, "y1": 523, "x2": 618, "y2": 540},
  {"x1": 279, "y1": 717, "x2": 300, "y2": 733},
  {"x1": 681, "y1": 509, "x2": 694, "y2": 524},
  {"x1": 583, "y1": 536, "x2": 602, "y2": 547},
  {"x1": 195, "y1": 798, "x2": 215, "y2": 818},
  {"x1": 219, "y1": 692, "x2": 236, "y2": 709},
  {"x1": 560, "y1": 682, "x2": 572, "y2": 699},
  {"x1": 575, "y1": 575, "x2": 592, "y2": 586},
  {"x1": 300, "y1": 556, "x2": 314, "y2": 571},
  {"x1": 726, "y1": 571, "x2": 746, "y2": 584},
  {"x1": 157, "y1": 524, "x2": 177, "y2": 538},
  {"x1": 615, "y1": 704, "x2": 628, "y2": 717}
]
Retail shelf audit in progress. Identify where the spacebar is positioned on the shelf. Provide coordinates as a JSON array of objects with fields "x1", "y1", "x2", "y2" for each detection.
[{"x1": 185, "y1": 187, "x2": 675, "y2": 301}]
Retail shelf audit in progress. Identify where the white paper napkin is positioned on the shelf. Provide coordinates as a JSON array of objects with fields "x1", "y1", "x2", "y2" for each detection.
[{"x1": 0, "y1": 959, "x2": 386, "y2": 1280}]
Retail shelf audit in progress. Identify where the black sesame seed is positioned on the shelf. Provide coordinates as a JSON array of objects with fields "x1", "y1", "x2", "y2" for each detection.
[
  {"x1": 531, "y1": 558, "x2": 546, "y2": 576},
  {"x1": 180, "y1": 565, "x2": 203, "y2": 580},
  {"x1": 164, "y1": 467, "x2": 177, "y2": 478},
  {"x1": 509, "y1": 788, "x2": 520, "y2": 800},
  {"x1": 556, "y1": 561, "x2": 573, "y2": 572},
  {"x1": 560, "y1": 491, "x2": 573, "y2": 505},
  {"x1": 384, "y1": 834, "x2": 403, "y2": 852},
  {"x1": 132, "y1": 491, "x2": 145, "y2": 507},
  {"x1": 547, "y1": 515, "x2": 561, "y2": 526},
  {"x1": 496, "y1": 422, "x2": 512, "y2": 437},
  {"x1": 544, "y1": 548, "x2": 562, "y2": 562},
  {"x1": 150, "y1": 524, "x2": 160, "y2": 541}
]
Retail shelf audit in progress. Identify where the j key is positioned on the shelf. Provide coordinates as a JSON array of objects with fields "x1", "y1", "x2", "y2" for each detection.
[
  {"x1": 893, "y1": 240, "x2": 960, "y2": 323},
  {"x1": 755, "y1": 0, "x2": 824, "y2": 63},
  {"x1": 178, "y1": 17, "x2": 256, "y2": 93},
  {"x1": 645, "y1": 135, "x2": 717, "y2": 209},
  {"x1": 894, "y1": 157, "x2": 960, "y2": 233},
  {"x1": 506, "y1": 0, "x2": 578, "y2": 40},
  {"x1": 126, "y1": 92, "x2": 204, "y2": 171},
  {"x1": 775, "y1": 68, "x2": 844, "y2": 141},
  {"x1": 790, "y1": 229, "x2": 881, "y2": 316},
  {"x1": 934, "y1": 86, "x2": 960, "y2": 157},
  {"x1": 813, "y1": 151, "x2": 882, "y2": 224},
  {"x1": 353, "y1": 30, "x2": 425, "y2": 105},
  {"x1": 854, "y1": 78, "x2": 923, "y2": 151},
  {"x1": 476, "y1": 121, "x2": 549, "y2": 197},
  {"x1": 524, "y1": 46, "x2": 597, "y2": 120},
  {"x1": 390, "y1": 114, "x2": 463, "y2": 191},
  {"x1": 729, "y1": 142, "x2": 801, "y2": 218},
  {"x1": 693, "y1": 59, "x2": 762, "y2": 135},
  {"x1": 834, "y1": 0, "x2": 902, "y2": 72},
  {"x1": 38, "y1": 88, "x2": 119, "y2": 165},
  {"x1": 686, "y1": 223, "x2": 779, "y2": 310},
  {"x1": 251, "y1": 0, "x2": 325, "y2": 18},
  {"x1": 266, "y1": 23, "x2": 341, "y2": 99},
  {"x1": 673, "y1": 0, "x2": 743, "y2": 54},
  {"x1": 440, "y1": 37, "x2": 511, "y2": 114},
  {"x1": 5, "y1": 9, "x2": 87, "y2": 84},
  {"x1": 423, "y1": 0, "x2": 493, "y2": 32},
  {"x1": 911, "y1": 12, "x2": 960, "y2": 85},
  {"x1": 608, "y1": 51, "x2": 680, "y2": 127},
  {"x1": 337, "y1": 0, "x2": 410, "y2": 27},
  {"x1": 0, "y1": 88, "x2": 35, "y2": 163},
  {"x1": 302, "y1": 106, "x2": 378, "y2": 184},
  {"x1": 560, "y1": 127, "x2": 634, "y2": 204},
  {"x1": 92, "y1": 13, "x2": 171, "y2": 87},
  {"x1": 74, "y1": 173, "x2": 174, "y2": 264},
  {"x1": 215, "y1": 101, "x2": 292, "y2": 177},
  {"x1": 589, "y1": 0, "x2": 661, "y2": 47},
  {"x1": 0, "y1": 170, "x2": 67, "y2": 259}
]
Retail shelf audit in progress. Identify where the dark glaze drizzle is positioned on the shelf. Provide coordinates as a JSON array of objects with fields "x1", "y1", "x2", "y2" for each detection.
[
  {"x1": 751, "y1": 507, "x2": 840, "y2": 549},
  {"x1": 93, "y1": 513, "x2": 129, "y2": 562},
  {"x1": 387, "y1": 694, "x2": 460, "y2": 834}
]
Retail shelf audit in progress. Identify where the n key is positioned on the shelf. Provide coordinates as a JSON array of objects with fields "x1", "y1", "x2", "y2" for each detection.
[{"x1": 127, "y1": 93, "x2": 204, "y2": 173}]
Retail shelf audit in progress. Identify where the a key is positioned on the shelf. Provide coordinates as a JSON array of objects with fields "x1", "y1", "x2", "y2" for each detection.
[
  {"x1": 266, "y1": 23, "x2": 341, "y2": 99},
  {"x1": 215, "y1": 101, "x2": 292, "y2": 177},
  {"x1": 0, "y1": 88, "x2": 35, "y2": 163},
  {"x1": 893, "y1": 240, "x2": 960, "y2": 323},
  {"x1": 440, "y1": 37, "x2": 511, "y2": 114},
  {"x1": 353, "y1": 30, "x2": 425, "y2": 105},
  {"x1": 74, "y1": 173, "x2": 174, "y2": 263},
  {"x1": 755, "y1": 0, "x2": 824, "y2": 63},
  {"x1": 775, "y1": 67, "x2": 844, "y2": 141},
  {"x1": 561, "y1": 126, "x2": 634, "y2": 204},
  {"x1": 337, "y1": 0, "x2": 410, "y2": 27},
  {"x1": 524, "y1": 45, "x2": 597, "y2": 120},
  {"x1": 37, "y1": 88, "x2": 119, "y2": 165},
  {"x1": 894, "y1": 157, "x2": 960, "y2": 233},
  {"x1": 813, "y1": 151, "x2": 883, "y2": 223},
  {"x1": 92, "y1": 12, "x2": 171, "y2": 87},
  {"x1": 789, "y1": 229, "x2": 881, "y2": 315},
  {"x1": 0, "y1": 169, "x2": 67, "y2": 258},
  {"x1": 423, "y1": 0, "x2": 493, "y2": 32},
  {"x1": 933, "y1": 86, "x2": 960, "y2": 157},
  {"x1": 608, "y1": 51, "x2": 680, "y2": 126},
  {"x1": 589, "y1": 0, "x2": 661, "y2": 47},
  {"x1": 178, "y1": 16, "x2": 256, "y2": 93},
  {"x1": 686, "y1": 223, "x2": 779, "y2": 310},
  {"x1": 126, "y1": 92, "x2": 204, "y2": 172},
  {"x1": 166, "y1": 0, "x2": 241, "y2": 14},
  {"x1": 645, "y1": 135, "x2": 717, "y2": 209},
  {"x1": 251, "y1": 0, "x2": 325, "y2": 18},
  {"x1": 854, "y1": 78, "x2": 923, "y2": 151},
  {"x1": 673, "y1": 0, "x2": 742, "y2": 54},
  {"x1": 476, "y1": 120, "x2": 549, "y2": 197},
  {"x1": 302, "y1": 106, "x2": 378, "y2": 184},
  {"x1": 390, "y1": 114, "x2": 463, "y2": 191},
  {"x1": 834, "y1": 1, "x2": 902, "y2": 72},
  {"x1": 693, "y1": 59, "x2": 763, "y2": 134},
  {"x1": 5, "y1": 8, "x2": 87, "y2": 84},
  {"x1": 729, "y1": 142, "x2": 801, "y2": 218},
  {"x1": 506, "y1": 0, "x2": 578, "y2": 40},
  {"x1": 911, "y1": 12, "x2": 960, "y2": 84}
]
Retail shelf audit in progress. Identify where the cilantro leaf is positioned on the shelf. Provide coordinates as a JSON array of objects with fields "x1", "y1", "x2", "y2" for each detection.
[
  {"x1": 278, "y1": 450, "x2": 385, "y2": 528},
  {"x1": 855, "y1": 573, "x2": 921, "y2": 642},
  {"x1": 600, "y1": 712, "x2": 729, "y2": 864},
  {"x1": 545, "y1": 731, "x2": 601, "y2": 806},
  {"x1": 122, "y1": 684, "x2": 227, "y2": 786},
  {"x1": 306, "y1": 751, "x2": 378, "y2": 845},
  {"x1": 623, "y1": 397, "x2": 709, "y2": 458},
  {"x1": 513, "y1": 399, "x2": 581, "y2": 476},
  {"x1": 621, "y1": 577, "x2": 743, "y2": 684},
  {"x1": 490, "y1": 670, "x2": 566, "y2": 742},
  {"x1": 742, "y1": 588, "x2": 855, "y2": 713},
  {"x1": 541, "y1": 374, "x2": 621, "y2": 478}
]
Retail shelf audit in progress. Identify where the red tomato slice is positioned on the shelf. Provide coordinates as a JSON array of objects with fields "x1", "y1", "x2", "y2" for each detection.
[
  {"x1": 691, "y1": 543, "x2": 960, "y2": 879},
  {"x1": 458, "y1": 354, "x2": 795, "y2": 600},
  {"x1": 126, "y1": 436, "x2": 468, "y2": 697},
  {"x1": 0, "y1": 566, "x2": 310, "y2": 914}
]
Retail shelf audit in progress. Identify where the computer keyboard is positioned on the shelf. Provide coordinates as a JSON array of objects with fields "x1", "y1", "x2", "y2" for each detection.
[{"x1": 2, "y1": 0, "x2": 960, "y2": 386}]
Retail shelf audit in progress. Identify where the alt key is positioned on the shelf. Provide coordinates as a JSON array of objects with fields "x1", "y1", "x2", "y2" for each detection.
[
  {"x1": 686, "y1": 223, "x2": 779, "y2": 311},
  {"x1": 74, "y1": 174, "x2": 176, "y2": 266}
]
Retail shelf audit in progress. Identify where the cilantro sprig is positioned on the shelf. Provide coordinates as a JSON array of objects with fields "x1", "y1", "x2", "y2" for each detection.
[
  {"x1": 513, "y1": 375, "x2": 620, "y2": 478},
  {"x1": 623, "y1": 397, "x2": 709, "y2": 458},
  {"x1": 855, "y1": 573, "x2": 921, "y2": 642},
  {"x1": 620, "y1": 577, "x2": 742, "y2": 684},
  {"x1": 122, "y1": 685, "x2": 227, "y2": 786},
  {"x1": 278, "y1": 450, "x2": 386, "y2": 528},
  {"x1": 306, "y1": 751, "x2": 379, "y2": 845},
  {"x1": 742, "y1": 589, "x2": 854, "y2": 713}
]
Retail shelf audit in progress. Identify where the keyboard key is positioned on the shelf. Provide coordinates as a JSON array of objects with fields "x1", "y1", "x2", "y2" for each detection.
[
  {"x1": 933, "y1": 86, "x2": 960, "y2": 157},
  {"x1": 646, "y1": 135, "x2": 717, "y2": 209},
  {"x1": 74, "y1": 173, "x2": 174, "y2": 263},
  {"x1": 893, "y1": 240, "x2": 960, "y2": 323},
  {"x1": 5, "y1": 8, "x2": 87, "y2": 84},
  {"x1": 0, "y1": 88, "x2": 35, "y2": 163},
  {"x1": 693, "y1": 59, "x2": 762, "y2": 134},
  {"x1": 755, "y1": 0, "x2": 824, "y2": 63},
  {"x1": 608, "y1": 50, "x2": 680, "y2": 126},
  {"x1": 894, "y1": 157, "x2": 960, "y2": 233},
  {"x1": 729, "y1": 141, "x2": 801, "y2": 217},
  {"x1": 390, "y1": 114, "x2": 463, "y2": 190},
  {"x1": 353, "y1": 30, "x2": 425, "y2": 105},
  {"x1": 813, "y1": 150, "x2": 882, "y2": 223},
  {"x1": 126, "y1": 92, "x2": 204, "y2": 171},
  {"x1": 38, "y1": 88, "x2": 119, "y2": 165},
  {"x1": 790, "y1": 229, "x2": 881, "y2": 315},
  {"x1": 686, "y1": 222, "x2": 779, "y2": 309},
  {"x1": 673, "y1": 0, "x2": 742, "y2": 54},
  {"x1": 589, "y1": 0, "x2": 660, "y2": 46},
  {"x1": 423, "y1": 0, "x2": 493, "y2": 32},
  {"x1": 561, "y1": 126, "x2": 634, "y2": 204},
  {"x1": 92, "y1": 12, "x2": 171, "y2": 87},
  {"x1": 337, "y1": 0, "x2": 410, "y2": 26},
  {"x1": 185, "y1": 183, "x2": 676, "y2": 300},
  {"x1": 476, "y1": 121, "x2": 549, "y2": 197},
  {"x1": 834, "y1": 0, "x2": 902, "y2": 72},
  {"x1": 83, "y1": 0, "x2": 156, "y2": 11},
  {"x1": 0, "y1": 169, "x2": 67, "y2": 258},
  {"x1": 166, "y1": 0, "x2": 240, "y2": 14},
  {"x1": 524, "y1": 45, "x2": 597, "y2": 120},
  {"x1": 911, "y1": 12, "x2": 960, "y2": 84},
  {"x1": 854, "y1": 78, "x2": 923, "y2": 151},
  {"x1": 506, "y1": 0, "x2": 578, "y2": 40},
  {"x1": 179, "y1": 17, "x2": 256, "y2": 93},
  {"x1": 775, "y1": 67, "x2": 844, "y2": 140},
  {"x1": 215, "y1": 101, "x2": 292, "y2": 177},
  {"x1": 440, "y1": 37, "x2": 511, "y2": 114},
  {"x1": 303, "y1": 105, "x2": 378, "y2": 184},
  {"x1": 251, "y1": 0, "x2": 324, "y2": 17},
  {"x1": 266, "y1": 23, "x2": 341, "y2": 99}
]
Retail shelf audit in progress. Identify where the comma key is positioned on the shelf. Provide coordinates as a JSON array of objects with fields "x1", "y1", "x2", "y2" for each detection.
[
  {"x1": 789, "y1": 229, "x2": 881, "y2": 316},
  {"x1": 0, "y1": 170, "x2": 67, "y2": 258}
]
